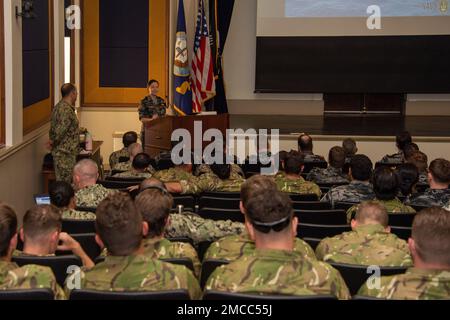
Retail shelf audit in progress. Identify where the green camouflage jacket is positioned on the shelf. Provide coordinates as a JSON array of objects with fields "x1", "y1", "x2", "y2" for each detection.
[
  {"x1": 274, "y1": 176, "x2": 322, "y2": 198},
  {"x1": 75, "y1": 184, "x2": 116, "y2": 208},
  {"x1": 153, "y1": 167, "x2": 194, "y2": 182},
  {"x1": 195, "y1": 164, "x2": 245, "y2": 178},
  {"x1": 179, "y1": 173, "x2": 245, "y2": 195},
  {"x1": 109, "y1": 148, "x2": 129, "y2": 171},
  {"x1": 315, "y1": 224, "x2": 413, "y2": 267},
  {"x1": 113, "y1": 169, "x2": 154, "y2": 179},
  {"x1": 49, "y1": 100, "x2": 80, "y2": 155},
  {"x1": 113, "y1": 161, "x2": 132, "y2": 172},
  {"x1": 62, "y1": 208, "x2": 96, "y2": 221},
  {"x1": 346, "y1": 199, "x2": 416, "y2": 223}
]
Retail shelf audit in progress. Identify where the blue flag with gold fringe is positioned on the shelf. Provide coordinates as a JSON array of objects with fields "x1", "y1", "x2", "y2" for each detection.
[{"x1": 173, "y1": 0, "x2": 193, "y2": 116}]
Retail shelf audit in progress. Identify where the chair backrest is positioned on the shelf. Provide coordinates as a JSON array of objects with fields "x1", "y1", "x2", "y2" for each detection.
[
  {"x1": 302, "y1": 237, "x2": 322, "y2": 251},
  {"x1": 203, "y1": 291, "x2": 337, "y2": 301},
  {"x1": 98, "y1": 180, "x2": 138, "y2": 190},
  {"x1": 167, "y1": 237, "x2": 194, "y2": 246},
  {"x1": 292, "y1": 201, "x2": 331, "y2": 211},
  {"x1": 200, "y1": 260, "x2": 230, "y2": 288},
  {"x1": 68, "y1": 233, "x2": 101, "y2": 261},
  {"x1": 69, "y1": 289, "x2": 191, "y2": 300},
  {"x1": 390, "y1": 226, "x2": 412, "y2": 241},
  {"x1": 303, "y1": 161, "x2": 328, "y2": 174},
  {"x1": 199, "y1": 208, "x2": 244, "y2": 223},
  {"x1": 199, "y1": 197, "x2": 240, "y2": 210},
  {"x1": 12, "y1": 255, "x2": 82, "y2": 287},
  {"x1": 201, "y1": 192, "x2": 241, "y2": 199},
  {"x1": 410, "y1": 204, "x2": 430, "y2": 212},
  {"x1": 62, "y1": 219, "x2": 96, "y2": 234},
  {"x1": 105, "y1": 176, "x2": 145, "y2": 183},
  {"x1": 294, "y1": 209, "x2": 347, "y2": 225},
  {"x1": 297, "y1": 223, "x2": 351, "y2": 239},
  {"x1": 388, "y1": 213, "x2": 416, "y2": 227},
  {"x1": 334, "y1": 202, "x2": 358, "y2": 211},
  {"x1": 329, "y1": 262, "x2": 408, "y2": 296},
  {"x1": 317, "y1": 182, "x2": 349, "y2": 190},
  {"x1": 171, "y1": 195, "x2": 196, "y2": 212},
  {"x1": 160, "y1": 258, "x2": 195, "y2": 273},
  {"x1": 197, "y1": 241, "x2": 213, "y2": 262},
  {"x1": 0, "y1": 289, "x2": 54, "y2": 301},
  {"x1": 156, "y1": 158, "x2": 175, "y2": 171},
  {"x1": 288, "y1": 194, "x2": 319, "y2": 202}
]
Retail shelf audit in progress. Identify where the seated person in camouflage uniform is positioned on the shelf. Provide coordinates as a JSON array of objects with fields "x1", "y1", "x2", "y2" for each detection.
[
  {"x1": 65, "y1": 193, "x2": 201, "y2": 299},
  {"x1": 346, "y1": 166, "x2": 416, "y2": 222},
  {"x1": 0, "y1": 203, "x2": 65, "y2": 299},
  {"x1": 113, "y1": 143, "x2": 153, "y2": 173},
  {"x1": 73, "y1": 159, "x2": 115, "y2": 208},
  {"x1": 134, "y1": 188, "x2": 201, "y2": 277},
  {"x1": 206, "y1": 188, "x2": 350, "y2": 299},
  {"x1": 395, "y1": 163, "x2": 419, "y2": 198},
  {"x1": 15, "y1": 205, "x2": 94, "y2": 269},
  {"x1": 307, "y1": 146, "x2": 350, "y2": 185},
  {"x1": 140, "y1": 178, "x2": 245, "y2": 245},
  {"x1": 274, "y1": 152, "x2": 322, "y2": 199},
  {"x1": 316, "y1": 201, "x2": 412, "y2": 267},
  {"x1": 406, "y1": 151, "x2": 429, "y2": 185},
  {"x1": 298, "y1": 134, "x2": 326, "y2": 162},
  {"x1": 109, "y1": 131, "x2": 137, "y2": 170},
  {"x1": 342, "y1": 138, "x2": 358, "y2": 166},
  {"x1": 403, "y1": 143, "x2": 420, "y2": 161},
  {"x1": 153, "y1": 151, "x2": 195, "y2": 182},
  {"x1": 405, "y1": 158, "x2": 450, "y2": 208},
  {"x1": 113, "y1": 153, "x2": 154, "y2": 179},
  {"x1": 204, "y1": 175, "x2": 316, "y2": 262},
  {"x1": 321, "y1": 154, "x2": 375, "y2": 206},
  {"x1": 49, "y1": 181, "x2": 95, "y2": 220},
  {"x1": 380, "y1": 131, "x2": 412, "y2": 164},
  {"x1": 359, "y1": 207, "x2": 450, "y2": 299}
]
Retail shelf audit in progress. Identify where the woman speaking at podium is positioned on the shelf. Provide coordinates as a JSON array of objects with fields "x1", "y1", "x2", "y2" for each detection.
[{"x1": 138, "y1": 79, "x2": 167, "y2": 145}]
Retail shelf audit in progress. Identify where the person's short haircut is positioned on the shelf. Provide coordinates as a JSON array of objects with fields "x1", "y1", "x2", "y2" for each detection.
[
  {"x1": 350, "y1": 155, "x2": 373, "y2": 181},
  {"x1": 342, "y1": 138, "x2": 357, "y2": 157},
  {"x1": 73, "y1": 159, "x2": 99, "y2": 180},
  {"x1": 61, "y1": 83, "x2": 76, "y2": 98},
  {"x1": 245, "y1": 188, "x2": 293, "y2": 234},
  {"x1": 298, "y1": 134, "x2": 313, "y2": 152},
  {"x1": 396, "y1": 163, "x2": 419, "y2": 197},
  {"x1": 355, "y1": 201, "x2": 389, "y2": 227},
  {"x1": 135, "y1": 189, "x2": 173, "y2": 238},
  {"x1": 140, "y1": 178, "x2": 166, "y2": 192},
  {"x1": 412, "y1": 207, "x2": 450, "y2": 266},
  {"x1": 403, "y1": 143, "x2": 420, "y2": 160},
  {"x1": 429, "y1": 159, "x2": 450, "y2": 185},
  {"x1": 406, "y1": 151, "x2": 428, "y2": 174},
  {"x1": 23, "y1": 205, "x2": 62, "y2": 241},
  {"x1": 0, "y1": 203, "x2": 17, "y2": 257},
  {"x1": 96, "y1": 193, "x2": 142, "y2": 256},
  {"x1": 329, "y1": 146, "x2": 346, "y2": 169},
  {"x1": 241, "y1": 175, "x2": 278, "y2": 209},
  {"x1": 147, "y1": 79, "x2": 159, "y2": 87},
  {"x1": 128, "y1": 143, "x2": 143, "y2": 158},
  {"x1": 132, "y1": 153, "x2": 151, "y2": 171},
  {"x1": 123, "y1": 131, "x2": 138, "y2": 148},
  {"x1": 284, "y1": 151, "x2": 305, "y2": 175},
  {"x1": 49, "y1": 181, "x2": 75, "y2": 208},
  {"x1": 373, "y1": 166, "x2": 399, "y2": 201},
  {"x1": 210, "y1": 163, "x2": 231, "y2": 180},
  {"x1": 396, "y1": 131, "x2": 413, "y2": 151}
]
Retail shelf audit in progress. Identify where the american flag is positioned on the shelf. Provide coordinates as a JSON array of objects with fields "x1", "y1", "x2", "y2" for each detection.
[{"x1": 191, "y1": 0, "x2": 216, "y2": 113}]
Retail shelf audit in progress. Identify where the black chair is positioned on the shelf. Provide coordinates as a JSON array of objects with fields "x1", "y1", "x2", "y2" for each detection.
[
  {"x1": 62, "y1": 219, "x2": 96, "y2": 234},
  {"x1": 197, "y1": 241, "x2": 213, "y2": 262},
  {"x1": 317, "y1": 182, "x2": 349, "y2": 190},
  {"x1": 288, "y1": 194, "x2": 319, "y2": 202},
  {"x1": 303, "y1": 161, "x2": 328, "y2": 174},
  {"x1": 415, "y1": 184, "x2": 429, "y2": 194},
  {"x1": 199, "y1": 197, "x2": 241, "y2": 210},
  {"x1": 167, "y1": 237, "x2": 194, "y2": 246},
  {"x1": 410, "y1": 204, "x2": 430, "y2": 212},
  {"x1": 0, "y1": 289, "x2": 54, "y2": 301},
  {"x1": 292, "y1": 201, "x2": 331, "y2": 211},
  {"x1": 320, "y1": 187, "x2": 330, "y2": 194},
  {"x1": 68, "y1": 234, "x2": 101, "y2": 261},
  {"x1": 329, "y1": 262, "x2": 408, "y2": 296},
  {"x1": 390, "y1": 226, "x2": 412, "y2": 241},
  {"x1": 105, "y1": 176, "x2": 145, "y2": 183},
  {"x1": 200, "y1": 259, "x2": 229, "y2": 288},
  {"x1": 98, "y1": 180, "x2": 138, "y2": 190},
  {"x1": 303, "y1": 237, "x2": 322, "y2": 251},
  {"x1": 199, "y1": 208, "x2": 244, "y2": 223},
  {"x1": 294, "y1": 209, "x2": 347, "y2": 225},
  {"x1": 204, "y1": 291, "x2": 337, "y2": 300},
  {"x1": 388, "y1": 213, "x2": 416, "y2": 227},
  {"x1": 12, "y1": 255, "x2": 82, "y2": 287},
  {"x1": 334, "y1": 202, "x2": 358, "y2": 211},
  {"x1": 297, "y1": 223, "x2": 351, "y2": 239},
  {"x1": 201, "y1": 192, "x2": 241, "y2": 199},
  {"x1": 171, "y1": 195, "x2": 196, "y2": 212},
  {"x1": 70, "y1": 289, "x2": 191, "y2": 300},
  {"x1": 75, "y1": 207, "x2": 97, "y2": 214},
  {"x1": 156, "y1": 158, "x2": 175, "y2": 171},
  {"x1": 109, "y1": 170, "x2": 126, "y2": 176}
]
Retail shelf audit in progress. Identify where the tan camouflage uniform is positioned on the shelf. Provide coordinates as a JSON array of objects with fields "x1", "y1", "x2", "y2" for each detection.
[
  {"x1": 153, "y1": 167, "x2": 194, "y2": 182},
  {"x1": 204, "y1": 234, "x2": 317, "y2": 262},
  {"x1": 346, "y1": 199, "x2": 416, "y2": 223},
  {"x1": 358, "y1": 268, "x2": 450, "y2": 300},
  {"x1": 179, "y1": 172, "x2": 245, "y2": 195},
  {"x1": 306, "y1": 166, "x2": 350, "y2": 185},
  {"x1": 112, "y1": 160, "x2": 132, "y2": 172},
  {"x1": 274, "y1": 176, "x2": 322, "y2": 198},
  {"x1": 315, "y1": 224, "x2": 413, "y2": 267},
  {"x1": 109, "y1": 148, "x2": 129, "y2": 171},
  {"x1": 206, "y1": 249, "x2": 351, "y2": 299},
  {"x1": 49, "y1": 100, "x2": 80, "y2": 183},
  {"x1": 195, "y1": 164, "x2": 245, "y2": 178},
  {"x1": 62, "y1": 208, "x2": 95, "y2": 220},
  {"x1": 75, "y1": 184, "x2": 116, "y2": 208},
  {"x1": 65, "y1": 254, "x2": 201, "y2": 299},
  {"x1": 113, "y1": 168, "x2": 154, "y2": 179}
]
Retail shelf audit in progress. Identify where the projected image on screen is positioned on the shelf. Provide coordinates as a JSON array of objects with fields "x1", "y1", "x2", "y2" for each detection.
[{"x1": 285, "y1": 0, "x2": 449, "y2": 17}]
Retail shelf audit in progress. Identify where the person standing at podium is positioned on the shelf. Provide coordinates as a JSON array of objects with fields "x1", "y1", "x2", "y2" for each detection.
[{"x1": 138, "y1": 80, "x2": 167, "y2": 146}]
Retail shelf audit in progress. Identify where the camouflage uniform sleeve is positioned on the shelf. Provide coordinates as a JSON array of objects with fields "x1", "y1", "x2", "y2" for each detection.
[
  {"x1": 346, "y1": 205, "x2": 358, "y2": 223},
  {"x1": 50, "y1": 105, "x2": 77, "y2": 149},
  {"x1": 328, "y1": 267, "x2": 352, "y2": 300},
  {"x1": 315, "y1": 239, "x2": 330, "y2": 261},
  {"x1": 310, "y1": 182, "x2": 322, "y2": 199},
  {"x1": 138, "y1": 100, "x2": 148, "y2": 120},
  {"x1": 306, "y1": 168, "x2": 320, "y2": 182},
  {"x1": 180, "y1": 174, "x2": 219, "y2": 195},
  {"x1": 181, "y1": 267, "x2": 202, "y2": 300}
]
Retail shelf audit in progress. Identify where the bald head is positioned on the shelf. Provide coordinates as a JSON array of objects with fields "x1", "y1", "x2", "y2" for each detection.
[
  {"x1": 61, "y1": 83, "x2": 78, "y2": 105},
  {"x1": 298, "y1": 134, "x2": 313, "y2": 153},
  {"x1": 354, "y1": 201, "x2": 389, "y2": 228},
  {"x1": 73, "y1": 159, "x2": 99, "y2": 189},
  {"x1": 128, "y1": 143, "x2": 144, "y2": 159}
]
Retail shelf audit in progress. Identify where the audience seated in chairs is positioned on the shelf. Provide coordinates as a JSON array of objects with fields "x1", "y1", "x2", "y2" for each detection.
[
  {"x1": 395, "y1": 163, "x2": 420, "y2": 199},
  {"x1": 112, "y1": 143, "x2": 145, "y2": 172},
  {"x1": 205, "y1": 182, "x2": 351, "y2": 300},
  {"x1": 342, "y1": 138, "x2": 358, "y2": 173},
  {"x1": 307, "y1": 146, "x2": 350, "y2": 185},
  {"x1": 65, "y1": 193, "x2": 201, "y2": 300},
  {"x1": 358, "y1": 207, "x2": 450, "y2": 299},
  {"x1": 112, "y1": 153, "x2": 154, "y2": 179},
  {"x1": 49, "y1": 181, "x2": 95, "y2": 221},
  {"x1": 315, "y1": 201, "x2": 412, "y2": 267},
  {"x1": 380, "y1": 131, "x2": 412, "y2": 165},
  {"x1": 109, "y1": 131, "x2": 138, "y2": 170},
  {"x1": 407, "y1": 151, "x2": 429, "y2": 185}
]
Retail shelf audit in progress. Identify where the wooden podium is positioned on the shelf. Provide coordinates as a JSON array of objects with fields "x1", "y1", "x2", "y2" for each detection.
[{"x1": 142, "y1": 114, "x2": 230, "y2": 157}]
